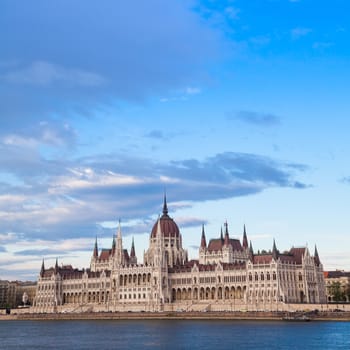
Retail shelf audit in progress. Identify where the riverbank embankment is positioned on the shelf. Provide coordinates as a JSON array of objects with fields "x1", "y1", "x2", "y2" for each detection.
[{"x1": 1, "y1": 311, "x2": 350, "y2": 321}]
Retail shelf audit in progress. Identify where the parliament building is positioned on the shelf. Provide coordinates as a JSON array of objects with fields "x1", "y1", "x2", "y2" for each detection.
[{"x1": 32, "y1": 196, "x2": 327, "y2": 313}]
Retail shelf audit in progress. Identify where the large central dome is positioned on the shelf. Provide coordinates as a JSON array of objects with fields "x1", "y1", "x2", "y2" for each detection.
[{"x1": 150, "y1": 196, "x2": 180, "y2": 238}]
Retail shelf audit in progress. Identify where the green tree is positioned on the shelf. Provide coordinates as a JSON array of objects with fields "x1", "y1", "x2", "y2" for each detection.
[{"x1": 329, "y1": 281, "x2": 345, "y2": 302}]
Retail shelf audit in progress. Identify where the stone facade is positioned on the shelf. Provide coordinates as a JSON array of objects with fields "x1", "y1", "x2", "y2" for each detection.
[
  {"x1": 0, "y1": 280, "x2": 36, "y2": 308},
  {"x1": 324, "y1": 270, "x2": 350, "y2": 302},
  {"x1": 32, "y1": 197, "x2": 327, "y2": 313},
  {"x1": 0, "y1": 280, "x2": 17, "y2": 308}
]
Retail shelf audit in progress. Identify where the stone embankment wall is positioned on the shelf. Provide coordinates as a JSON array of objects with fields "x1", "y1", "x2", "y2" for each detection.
[
  {"x1": 2, "y1": 302, "x2": 350, "y2": 320},
  {"x1": 1, "y1": 310, "x2": 349, "y2": 322}
]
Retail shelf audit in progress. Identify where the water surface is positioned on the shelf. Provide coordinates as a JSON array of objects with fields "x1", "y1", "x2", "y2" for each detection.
[{"x1": 0, "y1": 319, "x2": 349, "y2": 349}]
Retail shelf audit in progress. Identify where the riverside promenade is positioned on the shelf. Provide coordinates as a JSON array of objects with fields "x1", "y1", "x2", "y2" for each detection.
[{"x1": 2, "y1": 310, "x2": 350, "y2": 321}]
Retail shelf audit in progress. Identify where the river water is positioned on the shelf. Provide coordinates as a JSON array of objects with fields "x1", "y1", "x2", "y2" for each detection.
[{"x1": 0, "y1": 319, "x2": 349, "y2": 349}]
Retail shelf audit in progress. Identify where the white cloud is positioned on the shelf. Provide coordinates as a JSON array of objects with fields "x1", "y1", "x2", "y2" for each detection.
[
  {"x1": 185, "y1": 87, "x2": 201, "y2": 95},
  {"x1": 2, "y1": 134, "x2": 38, "y2": 148},
  {"x1": 312, "y1": 42, "x2": 333, "y2": 50},
  {"x1": 50, "y1": 168, "x2": 146, "y2": 193},
  {"x1": 225, "y1": 7, "x2": 240, "y2": 20},
  {"x1": 2, "y1": 61, "x2": 106, "y2": 87},
  {"x1": 291, "y1": 27, "x2": 312, "y2": 39}
]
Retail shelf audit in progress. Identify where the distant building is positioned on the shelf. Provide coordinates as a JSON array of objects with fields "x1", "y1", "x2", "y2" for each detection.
[
  {"x1": 0, "y1": 280, "x2": 36, "y2": 308},
  {"x1": 15, "y1": 281, "x2": 37, "y2": 307},
  {"x1": 0, "y1": 280, "x2": 17, "y2": 309},
  {"x1": 33, "y1": 196, "x2": 327, "y2": 313},
  {"x1": 324, "y1": 270, "x2": 350, "y2": 302}
]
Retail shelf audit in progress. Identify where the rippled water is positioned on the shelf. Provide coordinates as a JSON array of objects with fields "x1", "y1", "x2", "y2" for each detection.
[{"x1": 0, "y1": 319, "x2": 349, "y2": 349}]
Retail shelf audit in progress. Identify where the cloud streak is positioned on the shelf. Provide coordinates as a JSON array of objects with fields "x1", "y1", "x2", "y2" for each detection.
[
  {"x1": 230, "y1": 111, "x2": 281, "y2": 127},
  {"x1": 291, "y1": 27, "x2": 312, "y2": 40},
  {"x1": 0, "y1": 0, "x2": 224, "y2": 132},
  {"x1": 2, "y1": 61, "x2": 106, "y2": 87},
  {"x1": 0, "y1": 149, "x2": 308, "y2": 242}
]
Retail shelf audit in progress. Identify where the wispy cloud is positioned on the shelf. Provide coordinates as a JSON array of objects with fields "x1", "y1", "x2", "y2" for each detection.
[
  {"x1": 0, "y1": 149, "x2": 308, "y2": 241},
  {"x1": 185, "y1": 87, "x2": 201, "y2": 95},
  {"x1": 160, "y1": 86, "x2": 202, "y2": 103},
  {"x1": 144, "y1": 130, "x2": 168, "y2": 140},
  {"x1": 1, "y1": 121, "x2": 77, "y2": 148},
  {"x1": 175, "y1": 217, "x2": 208, "y2": 228},
  {"x1": 340, "y1": 176, "x2": 350, "y2": 184},
  {"x1": 2, "y1": 61, "x2": 106, "y2": 87},
  {"x1": 312, "y1": 42, "x2": 333, "y2": 50},
  {"x1": 249, "y1": 35, "x2": 271, "y2": 46},
  {"x1": 0, "y1": 1, "x2": 224, "y2": 131},
  {"x1": 291, "y1": 27, "x2": 312, "y2": 39},
  {"x1": 231, "y1": 110, "x2": 281, "y2": 127},
  {"x1": 225, "y1": 6, "x2": 240, "y2": 20}
]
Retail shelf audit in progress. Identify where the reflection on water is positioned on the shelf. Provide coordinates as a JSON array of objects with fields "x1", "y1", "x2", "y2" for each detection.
[{"x1": 0, "y1": 319, "x2": 349, "y2": 350}]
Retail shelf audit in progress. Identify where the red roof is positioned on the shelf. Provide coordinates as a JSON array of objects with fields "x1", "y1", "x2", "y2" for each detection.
[
  {"x1": 207, "y1": 238, "x2": 243, "y2": 252},
  {"x1": 253, "y1": 255, "x2": 273, "y2": 264},
  {"x1": 289, "y1": 247, "x2": 306, "y2": 264},
  {"x1": 99, "y1": 249, "x2": 112, "y2": 260},
  {"x1": 150, "y1": 213, "x2": 180, "y2": 238}
]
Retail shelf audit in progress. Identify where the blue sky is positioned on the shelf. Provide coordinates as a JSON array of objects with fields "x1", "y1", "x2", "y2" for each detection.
[{"x1": 1, "y1": 0, "x2": 350, "y2": 280}]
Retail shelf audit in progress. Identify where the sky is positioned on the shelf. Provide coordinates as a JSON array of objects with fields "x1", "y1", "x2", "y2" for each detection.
[{"x1": 1, "y1": 0, "x2": 350, "y2": 281}]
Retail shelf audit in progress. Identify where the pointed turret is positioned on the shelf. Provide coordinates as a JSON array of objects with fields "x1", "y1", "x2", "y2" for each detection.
[
  {"x1": 314, "y1": 245, "x2": 321, "y2": 266},
  {"x1": 224, "y1": 221, "x2": 229, "y2": 245},
  {"x1": 40, "y1": 259, "x2": 45, "y2": 277},
  {"x1": 54, "y1": 258, "x2": 59, "y2": 274},
  {"x1": 156, "y1": 216, "x2": 162, "y2": 241},
  {"x1": 154, "y1": 216, "x2": 163, "y2": 266},
  {"x1": 112, "y1": 235, "x2": 116, "y2": 255},
  {"x1": 272, "y1": 239, "x2": 278, "y2": 260},
  {"x1": 93, "y1": 236, "x2": 98, "y2": 258},
  {"x1": 130, "y1": 237, "x2": 136, "y2": 258},
  {"x1": 162, "y1": 192, "x2": 168, "y2": 216},
  {"x1": 249, "y1": 240, "x2": 254, "y2": 258},
  {"x1": 117, "y1": 219, "x2": 122, "y2": 240},
  {"x1": 114, "y1": 219, "x2": 124, "y2": 266},
  {"x1": 129, "y1": 236, "x2": 137, "y2": 265},
  {"x1": 242, "y1": 224, "x2": 248, "y2": 249},
  {"x1": 200, "y1": 224, "x2": 207, "y2": 249},
  {"x1": 220, "y1": 226, "x2": 224, "y2": 242}
]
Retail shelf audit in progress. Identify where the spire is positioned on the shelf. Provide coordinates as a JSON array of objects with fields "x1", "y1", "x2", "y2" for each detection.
[
  {"x1": 242, "y1": 224, "x2": 248, "y2": 249},
  {"x1": 162, "y1": 192, "x2": 168, "y2": 216},
  {"x1": 115, "y1": 219, "x2": 124, "y2": 265},
  {"x1": 249, "y1": 240, "x2": 254, "y2": 255},
  {"x1": 54, "y1": 258, "x2": 59, "y2": 274},
  {"x1": 314, "y1": 245, "x2": 320, "y2": 266},
  {"x1": 40, "y1": 259, "x2": 45, "y2": 277},
  {"x1": 200, "y1": 224, "x2": 207, "y2": 248},
  {"x1": 117, "y1": 219, "x2": 122, "y2": 239},
  {"x1": 130, "y1": 237, "x2": 136, "y2": 258},
  {"x1": 93, "y1": 236, "x2": 98, "y2": 258},
  {"x1": 224, "y1": 221, "x2": 229, "y2": 245},
  {"x1": 112, "y1": 235, "x2": 116, "y2": 255},
  {"x1": 272, "y1": 239, "x2": 278, "y2": 260},
  {"x1": 220, "y1": 226, "x2": 224, "y2": 242}
]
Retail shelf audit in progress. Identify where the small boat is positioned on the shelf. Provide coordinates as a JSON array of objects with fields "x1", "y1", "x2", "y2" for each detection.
[{"x1": 282, "y1": 313, "x2": 311, "y2": 322}]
